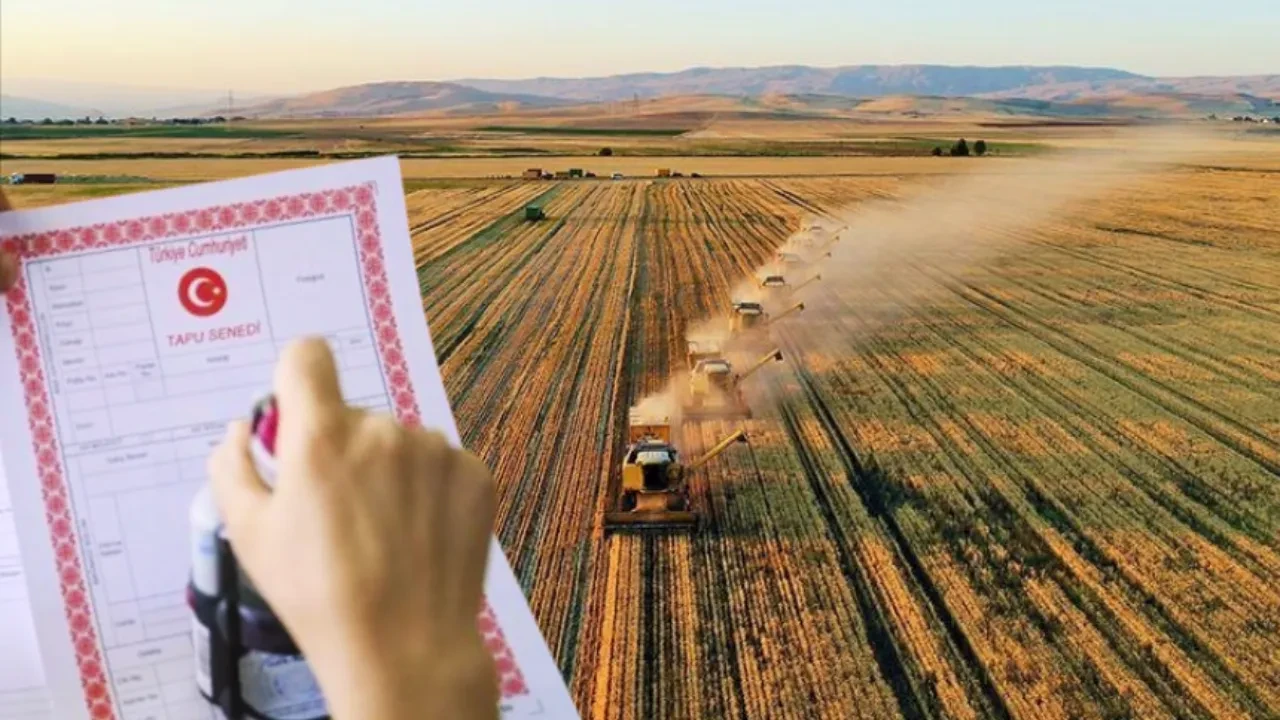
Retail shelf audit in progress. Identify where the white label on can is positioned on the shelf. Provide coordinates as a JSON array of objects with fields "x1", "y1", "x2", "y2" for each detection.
[
  {"x1": 193, "y1": 617, "x2": 212, "y2": 698},
  {"x1": 240, "y1": 651, "x2": 327, "y2": 719}
]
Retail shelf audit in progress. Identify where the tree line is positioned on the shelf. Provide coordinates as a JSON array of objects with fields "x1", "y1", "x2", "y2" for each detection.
[{"x1": 932, "y1": 139, "x2": 987, "y2": 157}]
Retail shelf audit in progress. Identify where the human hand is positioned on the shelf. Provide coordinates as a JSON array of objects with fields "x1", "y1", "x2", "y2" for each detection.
[
  {"x1": 0, "y1": 190, "x2": 15, "y2": 292},
  {"x1": 208, "y1": 338, "x2": 500, "y2": 720}
]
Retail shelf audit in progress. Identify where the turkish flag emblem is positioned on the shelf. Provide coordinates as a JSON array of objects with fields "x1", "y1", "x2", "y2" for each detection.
[{"x1": 178, "y1": 267, "x2": 228, "y2": 317}]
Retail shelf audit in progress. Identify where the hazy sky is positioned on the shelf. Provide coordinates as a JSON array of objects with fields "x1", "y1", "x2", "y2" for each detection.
[{"x1": 2, "y1": 0, "x2": 1275, "y2": 94}]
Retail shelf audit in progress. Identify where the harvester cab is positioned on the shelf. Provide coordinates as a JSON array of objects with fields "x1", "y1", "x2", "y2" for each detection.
[
  {"x1": 693, "y1": 358, "x2": 735, "y2": 390},
  {"x1": 730, "y1": 301, "x2": 766, "y2": 334},
  {"x1": 760, "y1": 275, "x2": 792, "y2": 303},
  {"x1": 605, "y1": 408, "x2": 748, "y2": 532},
  {"x1": 686, "y1": 357, "x2": 740, "y2": 418},
  {"x1": 685, "y1": 349, "x2": 783, "y2": 420},
  {"x1": 686, "y1": 338, "x2": 724, "y2": 367}
]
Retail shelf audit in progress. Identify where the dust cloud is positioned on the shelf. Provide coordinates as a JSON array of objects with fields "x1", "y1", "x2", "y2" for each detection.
[
  {"x1": 770, "y1": 127, "x2": 1206, "y2": 331},
  {"x1": 634, "y1": 126, "x2": 1214, "y2": 426}
]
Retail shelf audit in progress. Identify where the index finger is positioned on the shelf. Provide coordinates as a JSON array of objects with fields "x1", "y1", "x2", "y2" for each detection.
[
  {"x1": 0, "y1": 190, "x2": 15, "y2": 291},
  {"x1": 273, "y1": 337, "x2": 347, "y2": 440}
]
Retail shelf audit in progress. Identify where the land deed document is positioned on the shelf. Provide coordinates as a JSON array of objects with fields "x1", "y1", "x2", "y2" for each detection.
[
  {"x1": 0, "y1": 454, "x2": 52, "y2": 720},
  {"x1": 0, "y1": 157, "x2": 578, "y2": 720}
]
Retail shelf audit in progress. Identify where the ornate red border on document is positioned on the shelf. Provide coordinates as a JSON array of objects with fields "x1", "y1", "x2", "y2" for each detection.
[{"x1": 1, "y1": 183, "x2": 527, "y2": 720}]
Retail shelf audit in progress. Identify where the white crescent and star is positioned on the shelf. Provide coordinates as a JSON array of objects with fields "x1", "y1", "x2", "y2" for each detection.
[
  {"x1": 179, "y1": 268, "x2": 228, "y2": 316},
  {"x1": 186, "y1": 277, "x2": 220, "y2": 309}
]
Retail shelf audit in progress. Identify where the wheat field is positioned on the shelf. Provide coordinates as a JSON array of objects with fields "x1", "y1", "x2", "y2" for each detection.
[{"x1": 4, "y1": 132, "x2": 1279, "y2": 718}]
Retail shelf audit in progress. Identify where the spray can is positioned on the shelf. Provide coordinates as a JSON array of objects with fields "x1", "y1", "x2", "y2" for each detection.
[{"x1": 188, "y1": 395, "x2": 330, "y2": 720}]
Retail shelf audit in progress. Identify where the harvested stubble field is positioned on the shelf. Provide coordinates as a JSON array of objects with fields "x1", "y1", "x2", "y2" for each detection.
[
  {"x1": 6, "y1": 149, "x2": 1278, "y2": 719},
  {"x1": 405, "y1": 167, "x2": 1280, "y2": 719}
]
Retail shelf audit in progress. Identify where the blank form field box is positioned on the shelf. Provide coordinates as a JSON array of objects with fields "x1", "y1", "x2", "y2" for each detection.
[
  {"x1": 111, "y1": 667, "x2": 157, "y2": 698},
  {"x1": 67, "y1": 390, "x2": 107, "y2": 412},
  {"x1": 53, "y1": 331, "x2": 93, "y2": 354},
  {"x1": 71, "y1": 410, "x2": 113, "y2": 443},
  {"x1": 88, "y1": 496, "x2": 123, "y2": 543},
  {"x1": 92, "y1": 303, "x2": 150, "y2": 330},
  {"x1": 105, "y1": 385, "x2": 138, "y2": 405},
  {"x1": 106, "y1": 631, "x2": 198, "y2": 672},
  {"x1": 132, "y1": 382, "x2": 166, "y2": 402},
  {"x1": 109, "y1": 390, "x2": 243, "y2": 434},
  {"x1": 117, "y1": 482, "x2": 202, "y2": 598},
  {"x1": 79, "y1": 443, "x2": 177, "y2": 476},
  {"x1": 82, "y1": 267, "x2": 143, "y2": 292},
  {"x1": 62, "y1": 369, "x2": 103, "y2": 392},
  {"x1": 255, "y1": 217, "x2": 369, "y2": 339},
  {"x1": 109, "y1": 601, "x2": 146, "y2": 645},
  {"x1": 47, "y1": 295, "x2": 89, "y2": 315},
  {"x1": 155, "y1": 656, "x2": 194, "y2": 686},
  {"x1": 50, "y1": 311, "x2": 90, "y2": 335},
  {"x1": 173, "y1": 435, "x2": 221, "y2": 463},
  {"x1": 342, "y1": 345, "x2": 378, "y2": 371},
  {"x1": 94, "y1": 322, "x2": 156, "y2": 348},
  {"x1": 42, "y1": 274, "x2": 84, "y2": 297},
  {"x1": 164, "y1": 363, "x2": 272, "y2": 397},
  {"x1": 55, "y1": 349, "x2": 97, "y2": 374},
  {"x1": 160, "y1": 678, "x2": 200, "y2": 707},
  {"x1": 139, "y1": 596, "x2": 187, "y2": 641},
  {"x1": 118, "y1": 693, "x2": 165, "y2": 720},
  {"x1": 80, "y1": 248, "x2": 139, "y2": 274},
  {"x1": 98, "y1": 540, "x2": 137, "y2": 605},
  {"x1": 86, "y1": 462, "x2": 182, "y2": 499},
  {"x1": 340, "y1": 367, "x2": 386, "y2": 401},
  {"x1": 161, "y1": 342, "x2": 276, "y2": 377},
  {"x1": 88, "y1": 285, "x2": 147, "y2": 312},
  {"x1": 97, "y1": 341, "x2": 157, "y2": 367},
  {"x1": 101, "y1": 365, "x2": 135, "y2": 385}
]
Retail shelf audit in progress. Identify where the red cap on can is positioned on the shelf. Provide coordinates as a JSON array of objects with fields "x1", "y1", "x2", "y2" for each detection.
[{"x1": 252, "y1": 396, "x2": 279, "y2": 456}]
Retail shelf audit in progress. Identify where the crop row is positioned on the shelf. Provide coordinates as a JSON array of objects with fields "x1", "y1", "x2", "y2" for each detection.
[{"x1": 410, "y1": 170, "x2": 1280, "y2": 718}]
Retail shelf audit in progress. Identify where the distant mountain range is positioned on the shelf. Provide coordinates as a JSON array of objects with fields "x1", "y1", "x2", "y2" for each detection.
[
  {"x1": 458, "y1": 65, "x2": 1143, "y2": 101},
  {"x1": 459, "y1": 65, "x2": 1280, "y2": 104},
  {"x1": 4, "y1": 65, "x2": 1278, "y2": 120},
  {"x1": 232, "y1": 65, "x2": 1280, "y2": 119},
  {"x1": 1, "y1": 94, "x2": 94, "y2": 121},
  {"x1": 235, "y1": 81, "x2": 573, "y2": 118}
]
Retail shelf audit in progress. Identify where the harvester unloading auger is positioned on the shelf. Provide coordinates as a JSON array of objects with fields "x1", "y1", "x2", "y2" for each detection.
[
  {"x1": 769, "y1": 301, "x2": 806, "y2": 325},
  {"x1": 685, "y1": 348, "x2": 784, "y2": 420},
  {"x1": 603, "y1": 408, "x2": 748, "y2": 532},
  {"x1": 792, "y1": 274, "x2": 821, "y2": 294}
]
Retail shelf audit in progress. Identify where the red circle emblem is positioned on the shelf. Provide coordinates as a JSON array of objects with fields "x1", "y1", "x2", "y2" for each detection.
[{"x1": 178, "y1": 267, "x2": 228, "y2": 317}]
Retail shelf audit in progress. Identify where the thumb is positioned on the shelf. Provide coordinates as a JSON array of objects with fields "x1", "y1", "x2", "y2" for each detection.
[{"x1": 208, "y1": 420, "x2": 271, "y2": 550}]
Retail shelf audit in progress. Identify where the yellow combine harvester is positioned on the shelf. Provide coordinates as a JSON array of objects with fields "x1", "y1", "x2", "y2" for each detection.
[
  {"x1": 760, "y1": 274, "x2": 790, "y2": 293},
  {"x1": 729, "y1": 300, "x2": 805, "y2": 338},
  {"x1": 685, "y1": 348, "x2": 783, "y2": 420},
  {"x1": 729, "y1": 301, "x2": 767, "y2": 334},
  {"x1": 604, "y1": 409, "x2": 748, "y2": 532},
  {"x1": 777, "y1": 249, "x2": 832, "y2": 268},
  {"x1": 686, "y1": 338, "x2": 724, "y2": 366}
]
